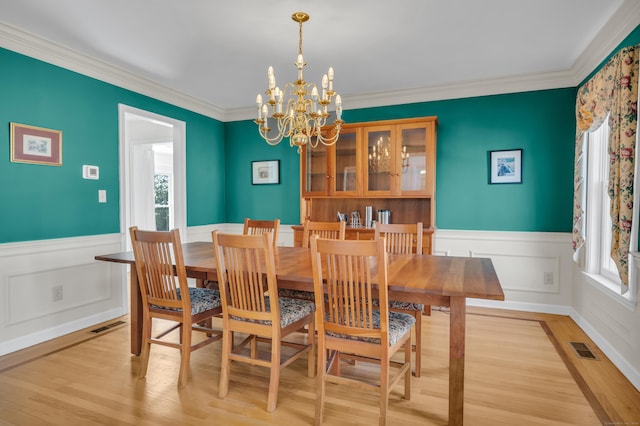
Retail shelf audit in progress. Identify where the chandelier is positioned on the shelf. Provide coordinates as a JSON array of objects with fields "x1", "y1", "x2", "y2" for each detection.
[
  {"x1": 368, "y1": 136, "x2": 410, "y2": 174},
  {"x1": 254, "y1": 12, "x2": 343, "y2": 150}
]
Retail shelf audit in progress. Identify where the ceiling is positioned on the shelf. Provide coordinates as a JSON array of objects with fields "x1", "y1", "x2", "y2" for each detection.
[{"x1": 0, "y1": 0, "x2": 639, "y2": 121}]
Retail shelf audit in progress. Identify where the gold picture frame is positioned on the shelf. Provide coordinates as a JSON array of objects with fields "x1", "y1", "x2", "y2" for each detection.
[{"x1": 10, "y1": 122, "x2": 62, "y2": 166}]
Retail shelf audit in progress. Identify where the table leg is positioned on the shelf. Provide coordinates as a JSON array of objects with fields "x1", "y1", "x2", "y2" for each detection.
[
  {"x1": 449, "y1": 296, "x2": 466, "y2": 425},
  {"x1": 129, "y1": 266, "x2": 142, "y2": 356}
]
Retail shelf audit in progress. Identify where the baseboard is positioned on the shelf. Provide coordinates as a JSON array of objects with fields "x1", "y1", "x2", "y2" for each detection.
[
  {"x1": 466, "y1": 298, "x2": 573, "y2": 316},
  {"x1": 0, "y1": 307, "x2": 125, "y2": 356},
  {"x1": 570, "y1": 308, "x2": 640, "y2": 392}
]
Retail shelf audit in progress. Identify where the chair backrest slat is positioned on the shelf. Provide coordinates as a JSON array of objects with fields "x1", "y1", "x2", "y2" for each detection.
[
  {"x1": 302, "y1": 220, "x2": 346, "y2": 248},
  {"x1": 213, "y1": 231, "x2": 278, "y2": 323},
  {"x1": 129, "y1": 226, "x2": 189, "y2": 312},
  {"x1": 311, "y1": 236, "x2": 389, "y2": 341},
  {"x1": 243, "y1": 218, "x2": 280, "y2": 247},
  {"x1": 374, "y1": 222, "x2": 423, "y2": 255}
]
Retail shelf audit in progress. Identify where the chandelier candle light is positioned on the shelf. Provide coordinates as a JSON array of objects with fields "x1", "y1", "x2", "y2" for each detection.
[{"x1": 255, "y1": 12, "x2": 343, "y2": 150}]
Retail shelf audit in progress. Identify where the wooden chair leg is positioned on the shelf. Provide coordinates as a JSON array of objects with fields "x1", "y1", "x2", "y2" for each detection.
[
  {"x1": 177, "y1": 321, "x2": 191, "y2": 389},
  {"x1": 379, "y1": 353, "x2": 389, "y2": 426},
  {"x1": 266, "y1": 341, "x2": 281, "y2": 412},
  {"x1": 315, "y1": 343, "x2": 326, "y2": 426},
  {"x1": 404, "y1": 338, "x2": 412, "y2": 400},
  {"x1": 250, "y1": 335, "x2": 258, "y2": 359},
  {"x1": 138, "y1": 318, "x2": 152, "y2": 379},
  {"x1": 414, "y1": 311, "x2": 422, "y2": 377},
  {"x1": 308, "y1": 317, "x2": 316, "y2": 378},
  {"x1": 219, "y1": 329, "x2": 232, "y2": 398}
]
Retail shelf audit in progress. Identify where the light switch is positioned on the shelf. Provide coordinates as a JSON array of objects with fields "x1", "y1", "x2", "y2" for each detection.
[{"x1": 98, "y1": 190, "x2": 107, "y2": 203}]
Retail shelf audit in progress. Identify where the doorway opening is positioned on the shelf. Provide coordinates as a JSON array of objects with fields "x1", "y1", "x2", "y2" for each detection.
[{"x1": 118, "y1": 104, "x2": 186, "y2": 250}]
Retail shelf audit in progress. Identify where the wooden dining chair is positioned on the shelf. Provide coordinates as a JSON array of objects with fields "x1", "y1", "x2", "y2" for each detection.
[
  {"x1": 310, "y1": 235, "x2": 413, "y2": 426},
  {"x1": 203, "y1": 218, "x2": 281, "y2": 291},
  {"x1": 243, "y1": 217, "x2": 280, "y2": 246},
  {"x1": 302, "y1": 219, "x2": 346, "y2": 248},
  {"x1": 211, "y1": 230, "x2": 316, "y2": 412},
  {"x1": 374, "y1": 222, "x2": 426, "y2": 377},
  {"x1": 129, "y1": 226, "x2": 223, "y2": 389},
  {"x1": 279, "y1": 220, "x2": 347, "y2": 302}
]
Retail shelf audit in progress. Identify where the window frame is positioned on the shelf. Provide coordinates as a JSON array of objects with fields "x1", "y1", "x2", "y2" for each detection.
[{"x1": 582, "y1": 117, "x2": 638, "y2": 308}]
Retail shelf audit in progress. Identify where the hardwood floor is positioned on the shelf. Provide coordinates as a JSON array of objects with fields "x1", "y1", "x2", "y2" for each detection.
[{"x1": 1, "y1": 307, "x2": 638, "y2": 425}]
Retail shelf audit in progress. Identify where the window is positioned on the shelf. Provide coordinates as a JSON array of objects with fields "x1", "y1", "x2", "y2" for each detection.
[
  {"x1": 584, "y1": 118, "x2": 637, "y2": 300},
  {"x1": 154, "y1": 173, "x2": 170, "y2": 231}
]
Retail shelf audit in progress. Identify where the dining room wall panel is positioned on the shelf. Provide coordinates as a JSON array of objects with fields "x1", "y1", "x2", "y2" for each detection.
[
  {"x1": 0, "y1": 234, "x2": 124, "y2": 356},
  {"x1": 0, "y1": 47, "x2": 225, "y2": 244},
  {"x1": 434, "y1": 229, "x2": 573, "y2": 312},
  {"x1": 224, "y1": 88, "x2": 576, "y2": 234}
]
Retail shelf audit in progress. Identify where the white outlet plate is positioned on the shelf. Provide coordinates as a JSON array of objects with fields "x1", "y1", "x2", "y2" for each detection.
[
  {"x1": 98, "y1": 190, "x2": 107, "y2": 203},
  {"x1": 52, "y1": 285, "x2": 63, "y2": 301}
]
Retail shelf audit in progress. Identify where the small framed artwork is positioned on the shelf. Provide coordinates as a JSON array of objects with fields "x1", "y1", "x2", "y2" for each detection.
[
  {"x1": 489, "y1": 149, "x2": 522, "y2": 184},
  {"x1": 10, "y1": 122, "x2": 62, "y2": 166},
  {"x1": 252, "y1": 160, "x2": 280, "y2": 185}
]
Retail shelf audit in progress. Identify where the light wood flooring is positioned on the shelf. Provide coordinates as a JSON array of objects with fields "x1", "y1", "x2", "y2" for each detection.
[{"x1": 1, "y1": 307, "x2": 639, "y2": 425}]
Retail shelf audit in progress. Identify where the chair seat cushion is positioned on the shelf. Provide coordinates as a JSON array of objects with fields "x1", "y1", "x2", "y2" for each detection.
[
  {"x1": 372, "y1": 298, "x2": 424, "y2": 312},
  {"x1": 277, "y1": 288, "x2": 316, "y2": 301},
  {"x1": 203, "y1": 280, "x2": 218, "y2": 290},
  {"x1": 152, "y1": 288, "x2": 221, "y2": 316},
  {"x1": 326, "y1": 310, "x2": 415, "y2": 346},
  {"x1": 232, "y1": 296, "x2": 315, "y2": 329}
]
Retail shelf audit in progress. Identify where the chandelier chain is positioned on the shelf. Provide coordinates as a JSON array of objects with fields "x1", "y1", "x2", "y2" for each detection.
[{"x1": 298, "y1": 20, "x2": 303, "y2": 56}]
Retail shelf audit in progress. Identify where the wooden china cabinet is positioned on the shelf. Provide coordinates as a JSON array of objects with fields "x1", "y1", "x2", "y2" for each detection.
[{"x1": 294, "y1": 116, "x2": 438, "y2": 252}]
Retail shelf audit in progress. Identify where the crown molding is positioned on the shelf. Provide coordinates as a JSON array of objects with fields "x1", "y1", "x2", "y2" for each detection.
[
  {"x1": 225, "y1": 69, "x2": 576, "y2": 122},
  {"x1": 0, "y1": 22, "x2": 225, "y2": 120},
  {"x1": 2, "y1": 2, "x2": 639, "y2": 124},
  {"x1": 572, "y1": 0, "x2": 640, "y2": 86}
]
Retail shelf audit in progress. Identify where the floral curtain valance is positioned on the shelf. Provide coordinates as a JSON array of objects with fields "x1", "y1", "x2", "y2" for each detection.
[{"x1": 573, "y1": 44, "x2": 640, "y2": 291}]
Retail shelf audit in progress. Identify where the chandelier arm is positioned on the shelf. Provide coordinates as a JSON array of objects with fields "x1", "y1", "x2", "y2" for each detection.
[{"x1": 259, "y1": 128, "x2": 285, "y2": 146}]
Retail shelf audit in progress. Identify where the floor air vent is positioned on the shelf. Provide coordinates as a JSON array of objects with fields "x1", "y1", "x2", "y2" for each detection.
[
  {"x1": 569, "y1": 341, "x2": 598, "y2": 360},
  {"x1": 90, "y1": 320, "x2": 126, "y2": 334}
]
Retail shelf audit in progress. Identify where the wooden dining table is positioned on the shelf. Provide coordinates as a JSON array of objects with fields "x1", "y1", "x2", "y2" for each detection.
[{"x1": 96, "y1": 241, "x2": 504, "y2": 425}]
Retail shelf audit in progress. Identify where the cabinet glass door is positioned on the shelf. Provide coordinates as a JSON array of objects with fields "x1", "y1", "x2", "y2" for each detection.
[
  {"x1": 334, "y1": 130, "x2": 357, "y2": 194},
  {"x1": 304, "y1": 144, "x2": 328, "y2": 194},
  {"x1": 399, "y1": 126, "x2": 427, "y2": 192},
  {"x1": 366, "y1": 129, "x2": 392, "y2": 192}
]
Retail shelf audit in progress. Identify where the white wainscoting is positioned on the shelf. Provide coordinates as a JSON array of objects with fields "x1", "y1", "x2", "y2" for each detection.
[
  {"x1": 5, "y1": 226, "x2": 638, "y2": 393},
  {"x1": 0, "y1": 234, "x2": 126, "y2": 356},
  {"x1": 434, "y1": 229, "x2": 574, "y2": 314},
  {"x1": 186, "y1": 223, "x2": 295, "y2": 247},
  {"x1": 0, "y1": 223, "x2": 295, "y2": 355}
]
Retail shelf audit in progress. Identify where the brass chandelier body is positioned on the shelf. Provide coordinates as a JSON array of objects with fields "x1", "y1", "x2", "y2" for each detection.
[{"x1": 255, "y1": 12, "x2": 343, "y2": 150}]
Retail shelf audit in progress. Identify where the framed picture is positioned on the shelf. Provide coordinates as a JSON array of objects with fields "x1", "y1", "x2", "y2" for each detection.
[
  {"x1": 489, "y1": 149, "x2": 522, "y2": 184},
  {"x1": 10, "y1": 123, "x2": 62, "y2": 166},
  {"x1": 252, "y1": 160, "x2": 280, "y2": 185}
]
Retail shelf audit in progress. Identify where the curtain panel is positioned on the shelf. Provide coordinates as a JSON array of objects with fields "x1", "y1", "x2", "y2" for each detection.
[{"x1": 573, "y1": 45, "x2": 640, "y2": 292}]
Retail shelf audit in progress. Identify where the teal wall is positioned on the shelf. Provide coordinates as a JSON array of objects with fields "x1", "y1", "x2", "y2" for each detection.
[
  {"x1": 0, "y1": 48, "x2": 225, "y2": 243},
  {"x1": 4, "y1": 22, "x2": 640, "y2": 243},
  {"x1": 225, "y1": 88, "x2": 577, "y2": 232},
  {"x1": 224, "y1": 121, "x2": 301, "y2": 225}
]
